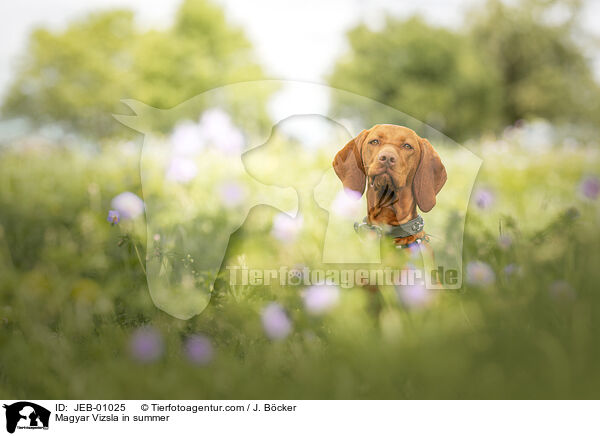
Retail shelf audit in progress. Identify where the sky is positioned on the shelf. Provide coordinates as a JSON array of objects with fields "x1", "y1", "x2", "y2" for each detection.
[
  {"x1": 1, "y1": 0, "x2": 599, "y2": 119},
  {"x1": 0, "y1": 0, "x2": 485, "y2": 100}
]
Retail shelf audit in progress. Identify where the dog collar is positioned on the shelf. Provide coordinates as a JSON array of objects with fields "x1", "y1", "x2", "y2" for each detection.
[{"x1": 354, "y1": 214, "x2": 424, "y2": 239}]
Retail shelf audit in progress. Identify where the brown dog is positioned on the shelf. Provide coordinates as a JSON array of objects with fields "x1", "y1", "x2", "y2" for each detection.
[{"x1": 333, "y1": 124, "x2": 447, "y2": 247}]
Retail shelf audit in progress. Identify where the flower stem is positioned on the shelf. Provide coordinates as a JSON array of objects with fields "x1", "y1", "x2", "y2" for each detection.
[{"x1": 133, "y1": 241, "x2": 146, "y2": 275}]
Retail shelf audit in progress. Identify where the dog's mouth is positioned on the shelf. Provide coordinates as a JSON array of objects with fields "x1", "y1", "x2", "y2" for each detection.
[{"x1": 369, "y1": 172, "x2": 398, "y2": 208}]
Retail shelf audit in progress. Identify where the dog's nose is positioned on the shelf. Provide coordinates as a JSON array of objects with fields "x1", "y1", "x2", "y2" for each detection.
[{"x1": 378, "y1": 150, "x2": 396, "y2": 166}]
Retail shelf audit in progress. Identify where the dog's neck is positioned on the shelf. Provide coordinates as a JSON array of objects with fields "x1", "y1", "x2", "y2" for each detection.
[
  {"x1": 366, "y1": 186, "x2": 424, "y2": 246},
  {"x1": 367, "y1": 186, "x2": 417, "y2": 226}
]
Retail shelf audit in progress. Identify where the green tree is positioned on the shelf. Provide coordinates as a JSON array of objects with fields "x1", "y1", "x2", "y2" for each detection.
[
  {"x1": 328, "y1": 17, "x2": 503, "y2": 141},
  {"x1": 329, "y1": 0, "x2": 600, "y2": 140},
  {"x1": 469, "y1": 0, "x2": 600, "y2": 127},
  {"x1": 2, "y1": 0, "x2": 269, "y2": 140}
]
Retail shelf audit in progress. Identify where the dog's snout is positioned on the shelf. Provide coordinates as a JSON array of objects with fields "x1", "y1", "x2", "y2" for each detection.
[{"x1": 377, "y1": 150, "x2": 396, "y2": 166}]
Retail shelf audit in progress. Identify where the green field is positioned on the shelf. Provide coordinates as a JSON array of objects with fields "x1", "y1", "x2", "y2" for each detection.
[{"x1": 1, "y1": 130, "x2": 599, "y2": 399}]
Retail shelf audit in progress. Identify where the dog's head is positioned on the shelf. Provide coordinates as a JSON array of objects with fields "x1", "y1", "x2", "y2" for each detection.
[{"x1": 333, "y1": 124, "x2": 446, "y2": 224}]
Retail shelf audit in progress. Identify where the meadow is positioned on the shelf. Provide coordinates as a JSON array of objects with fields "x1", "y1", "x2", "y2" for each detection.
[{"x1": 0, "y1": 119, "x2": 599, "y2": 399}]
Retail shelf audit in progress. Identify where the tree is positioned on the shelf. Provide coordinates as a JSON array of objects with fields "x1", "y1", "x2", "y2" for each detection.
[
  {"x1": 2, "y1": 0, "x2": 269, "y2": 140},
  {"x1": 328, "y1": 17, "x2": 503, "y2": 141},
  {"x1": 328, "y1": 0, "x2": 600, "y2": 140},
  {"x1": 469, "y1": 0, "x2": 600, "y2": 128}
]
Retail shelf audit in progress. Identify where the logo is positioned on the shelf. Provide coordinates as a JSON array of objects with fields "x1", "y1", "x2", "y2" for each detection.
[{"x1": 3, "y1": 402, "x2": 50, "y2": 434}]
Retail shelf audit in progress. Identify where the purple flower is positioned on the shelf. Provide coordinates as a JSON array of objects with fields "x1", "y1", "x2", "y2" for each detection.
[
  {"x1": 271, "y1": 213, "x2": 303, "y2": 243},
  {"x1": 184, "y1": 334, "x2": 214, "y2": 365},
  {"x1": 549, "y1": 280, "x2": 576, "y2": 300},
  {"x1": 466, "y1": 261, "x2": 495, "y2": 286},
  {"x1": 199, "y1": 108, "x2": 244, "y2": 154},
  {"x1": 330, "y1": 188, "x2": 362, "y2": 218},
  {"x1": 503, "y1": 263, "x2": 521, "y2": 277},
  {"x1": 215, "y1": 127, "x2": 244, "y2": 154},
  {"x1": 129, "y1": 327, "x2": 163, "y2": 363},
  {"x1": 302, "y1": 284, "x2": 340, "y2": 315},
  {"x1": 111, "y1": 192, "x2": 144, "y2": 220},
  {"x1": 261, "y1": 303, "x2": 292, "y2": 340},
  {"x1": 218, "y1": 181, "x2": 245, "y2": 207},
  {"x1": 199, "y1": 108, "x2": 231, "y2": 138},
  {"x1": 396, "y1": 283, "x2": 432, "y2": 309},
  {"x1": 579, "y1": 175, "x2": 599, "y2": 200},
  {"x1": 107, "y1": 210, "x2": 120, "y2": 225},
  {"x1": 170, "y1": 121, "x2": 204, "y2": 156},
  {"x1": 165, "y1": 157, "x2": 198, "y2": 183},
  {"x1": 407, "y1": 242, "x2": 422, "y2": 259},
  {"x1": 472, "y1": 188, "x2": 495, "y2": 210}
]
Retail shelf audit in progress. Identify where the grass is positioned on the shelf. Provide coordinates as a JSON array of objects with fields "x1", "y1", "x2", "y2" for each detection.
[{"x1": 0, "y1": 136, "x2": 599, "y2": 399}]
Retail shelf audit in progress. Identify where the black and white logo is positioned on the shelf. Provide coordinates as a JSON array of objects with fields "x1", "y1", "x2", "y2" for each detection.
[{"x1": 3, "y1": 402, "x2": 50, "y2": 434}]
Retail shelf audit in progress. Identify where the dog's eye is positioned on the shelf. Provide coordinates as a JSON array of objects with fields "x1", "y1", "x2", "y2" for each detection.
[
  {"x1": 403, "y1": 143, "x2": 413, "y2": 150},
  {"x1": 369, "y1": 139, "x2": 380, "y2": 145}
]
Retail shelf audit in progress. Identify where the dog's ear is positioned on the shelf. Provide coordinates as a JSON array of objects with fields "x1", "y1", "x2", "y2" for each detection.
[
  {"x1": 413, "y1": 137, "x2": 447, "y2": 212},
  {"x1": 332, "y1": 129, "x2": 368, "y2": 195}
]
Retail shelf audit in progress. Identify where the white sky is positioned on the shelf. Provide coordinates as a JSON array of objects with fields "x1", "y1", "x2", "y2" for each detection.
[
  {"x1": 0, "y1": 0, "x2": 599, "y2": 103},
  {"x1": 0, "y1": 0, "x2": 492, "y2": 100}
]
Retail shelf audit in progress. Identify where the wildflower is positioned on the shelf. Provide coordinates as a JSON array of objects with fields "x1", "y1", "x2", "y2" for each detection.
[
  {"x1": 215, "y1": 125, "x2": 244, "y2": 154},
  {"x1": 330, "y1": 188, "x2": 362, "y2": 218},
  {"x1": 165, "y1": 157, "x2": 198, "y2": 183},
  {"x1": 302, "y1": 284, "x2": 340, "y2": 315},
  {"x1": 407, "y1": 242, "x2": 422, "y2": 259},
  {"x1": 184, "y1": 334, "x2": 214, "y2": 365},
  {"x1": 199, "y1": 108, "x2": 244, "y2": 154},
  {"x1": 579, "y1": 175, "x2": 599, "y2": 200},
  {"x1": 261, "y1": 303, "x2": 292, "y2": 340},
  {"x1": 503, "y1": 263, "x2": 521, "y2": 277},
  {"x1": 129, "y1": 327, "x2": 163, "y2": 363},
  {"x1": 170, "y1": 121, "x2": 204, "y2": 156},
  {"x1": 218, "y1": 181, "x2": 245, "y2": 207},
  {"x1": 199, "y1": 108, "x2": 232, "y2": 139},
  {"x1": 472, "y1": 188, "x2": 495, "y2": 210},
  {"x1": 466, "y1": 261, "x2": 495, "y2": 286},
  {"x1": 111, "y1": 192, "x2": 144, "y2": 220},
  {"x1": 396, "y1": 283, "x2": 432, "y2": 309},
  {"x1": 271, "y1": 213, "x2": 303, "y2": 243},
  {"x1": 107, "y1": 210, "x2": 120, "y2": 225}
]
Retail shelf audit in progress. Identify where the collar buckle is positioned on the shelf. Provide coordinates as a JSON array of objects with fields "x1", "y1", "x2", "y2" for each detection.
[{"x1": 353, "y1": 220, "x2": 383, "y2": 240}]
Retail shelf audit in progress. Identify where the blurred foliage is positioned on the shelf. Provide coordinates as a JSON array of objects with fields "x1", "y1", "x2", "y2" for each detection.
[
  {"x1": 329, "y1": 0, "x2": 600, "y2": 141},
  {"x1": 469, "y1": 0, "x2": 600, "y2": 128},
  {"x1": 1, "y1": 0, "x2": 270, "y2": 140},
  {"x1": 0, "y1": 134, "x2": 599, "y2": 398},
  {"x1": 329, "y1": 17, "x2": 502, "y2": 140}
]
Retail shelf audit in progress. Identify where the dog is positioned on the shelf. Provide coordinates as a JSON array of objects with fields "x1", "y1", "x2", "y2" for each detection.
[{"x1": 333, "y1": 124, "x2": 447, "y2": 248}]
